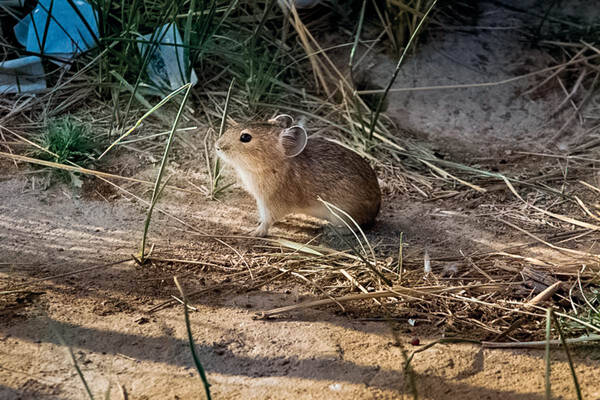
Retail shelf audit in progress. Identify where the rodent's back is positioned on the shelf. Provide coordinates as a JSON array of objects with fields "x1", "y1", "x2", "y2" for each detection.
[{"x1": 287, "y1": 137, "x2": 381, "y2": 225}]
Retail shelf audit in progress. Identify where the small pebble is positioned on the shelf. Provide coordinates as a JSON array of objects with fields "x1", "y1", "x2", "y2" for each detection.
[{"x1": 410, "y1": 337, "x2": 420, "y2": 346}]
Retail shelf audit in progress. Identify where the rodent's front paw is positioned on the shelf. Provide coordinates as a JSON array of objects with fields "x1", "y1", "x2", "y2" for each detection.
[{"x1": 251, "y1": 224, "x2": 269, "y2": 237}]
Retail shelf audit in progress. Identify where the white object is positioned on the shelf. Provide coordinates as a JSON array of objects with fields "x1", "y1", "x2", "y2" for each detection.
[
  {"x1": 137, "y1": 23, "x2": 198, "y2": 93},
  {"x1": 424, "y1": 250, "x2": 431, "y2": 275},
  {"x1": 329, "y1": 384, "x2": 342, "y2": 391},
  {"x1": 0, "y1": 56, "x2": 46, "y2": 94}
]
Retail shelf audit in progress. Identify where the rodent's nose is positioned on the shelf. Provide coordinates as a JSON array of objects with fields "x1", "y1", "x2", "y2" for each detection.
[{"x1": 215, "y1": 140, "x2": 228, "y2": 152}]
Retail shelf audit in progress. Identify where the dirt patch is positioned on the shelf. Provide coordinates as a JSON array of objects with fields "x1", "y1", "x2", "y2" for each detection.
[{"x1": 356, "y1": 0, "x2": 600, "y2": 158}]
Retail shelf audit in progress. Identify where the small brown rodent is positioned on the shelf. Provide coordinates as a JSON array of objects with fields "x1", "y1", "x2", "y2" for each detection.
[{"x1": 215, "y1": 115, "x2": 381, "y2": 237}]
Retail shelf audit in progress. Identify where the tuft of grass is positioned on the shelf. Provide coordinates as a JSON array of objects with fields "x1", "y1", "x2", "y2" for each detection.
[
  {"x1": 37, "y1": 117, "x2": 97, "y2": 164},
  {"x1": 377, "y1": 0, "x2": 437, "y2": 57},
  {"x1": 558, "y1": 284, "x2": 600, "y2": 337},
  {"x1": 34, "y1": 117, "x2": 98, "y2": 185}
]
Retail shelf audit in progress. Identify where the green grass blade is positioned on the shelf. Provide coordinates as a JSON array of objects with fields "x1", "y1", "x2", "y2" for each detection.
[
  {"x1": 139, "y1": 83, "x2": 193, "y2": 261},
  {"x1": 174, "y1": 277, "x2": 212, "y2": 400},
  {"x1": 545, "y1": 307, "x2": 552, "y2": 400},
  {"x1": 66, "y1": 346, "x2": 95, "y2": 400},
  {"x1": 65, "y1": 0, "x2": 101, "y2": 48},
  {"x1": 348, "y1": 0, "x2": 366, "y2": 70},
  {"x1": 139, "y1": 174, "x2": 172, "y2": 261},
  {"x1": 119, "y1": 0, "x2": 179, "y2": 124},
  {"x1": 551, "y1": 310, "x2": 583, "y2": 400},
  {"x1": 183, "y1": 0, "x2": 196, "y2": 81},
  {"x1": 348, "y1": 0, "x2": 368, "y2": 137}
]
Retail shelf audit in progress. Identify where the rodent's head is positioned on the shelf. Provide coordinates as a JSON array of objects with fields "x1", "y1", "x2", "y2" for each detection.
[{"x1": 215, "y1": 114, "x2": 307, "y2": 172}]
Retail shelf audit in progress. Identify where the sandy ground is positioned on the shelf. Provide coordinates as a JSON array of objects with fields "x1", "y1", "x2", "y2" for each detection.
[
  {"x1": 2, "y1": 0, "x2": 600, "y2": 399},
  {"x1": 2, "y1": 174, "x2": 600, "y2": 400}
]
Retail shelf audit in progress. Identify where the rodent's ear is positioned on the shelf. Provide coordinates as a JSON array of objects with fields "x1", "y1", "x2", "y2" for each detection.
[
  {"x1": 280, "y1": 125, "x2": 307, "y2": 157},
  {"x1": 268, "y1": 114, "x2": 294, "y2": 129}
]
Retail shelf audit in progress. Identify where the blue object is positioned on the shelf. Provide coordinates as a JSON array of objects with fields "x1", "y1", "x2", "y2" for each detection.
[
  {"x1": 0, "y1": 56, "x2": 46, "y2": 94},
  {"x1": 14, "y1": 0, "x2": 99, "y2": 58}
]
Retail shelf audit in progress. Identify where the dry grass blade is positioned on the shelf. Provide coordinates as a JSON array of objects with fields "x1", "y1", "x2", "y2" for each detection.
[
  {"x1": 494, "y1": 281, "x2": 563, "y2": 341},
  {"x1": 580, "y1": 180, "x2": 600, "y2": 194},
  {"x1": 0, "y1": 151, "x2": 202, "y2": 195},
  {"x1": 285, "y1": 3, "x2": 332, "y2": 95},
  {"x1": 269, "y1": 238, "x2": 325, "y2": 256},
  {"x1": 356, "y1": 54, "x2": 600, "y2": 94},
  {"x1": 258, "y1": 284, "x2": 513, "y2": 318},
  {"x1": 420, "y1": 159, "x2": 486, "y2": 192},
  {"x1": 319, "y1": 197, "x2": 376, "y2": 262},
  {"x1": 258, "y1": 290, "x2": 400, "y2": 317},
  {"x1": 503, "y1": 176, "x2": 600, "y2": 233},
  {"x1": 498, "y1": 218, "x2": 600, "y2": 260},
  {"x1": 404, "y1": 337, "x2": 482, "y2": 370}
]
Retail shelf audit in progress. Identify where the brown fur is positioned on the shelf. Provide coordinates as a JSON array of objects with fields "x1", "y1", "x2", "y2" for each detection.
[{"x1": 215, "y1": 121, "x2": 381, "y2": 236}]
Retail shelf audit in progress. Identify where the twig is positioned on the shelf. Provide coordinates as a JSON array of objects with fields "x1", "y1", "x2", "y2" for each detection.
[{"x1": 484, "y1": 334, "x2": 600, "y2": 348}]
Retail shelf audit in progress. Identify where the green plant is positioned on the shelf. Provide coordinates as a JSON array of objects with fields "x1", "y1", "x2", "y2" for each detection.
[
  {"x1": 34, "y1": 117, "x2": 98, "y2": 185},
  {"x1": 559, "y1": 285, "x2": 600, "y2": 336},
  {"x1": 84, "y1": 0, "x2": 238, "y2": 132}
]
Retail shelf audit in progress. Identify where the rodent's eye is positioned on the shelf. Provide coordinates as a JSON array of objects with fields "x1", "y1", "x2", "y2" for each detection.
[{"x1": 239, "y1": 132, "x2": 252, "y2": 143}]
